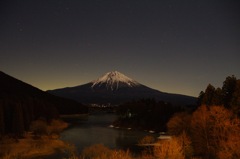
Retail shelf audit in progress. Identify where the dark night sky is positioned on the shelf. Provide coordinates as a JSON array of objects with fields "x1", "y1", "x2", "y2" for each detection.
[{"x1": 0, "y1": 0, "x2": 239, "y2": 97}]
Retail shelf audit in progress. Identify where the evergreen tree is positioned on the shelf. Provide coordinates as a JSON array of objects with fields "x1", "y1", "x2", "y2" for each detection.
[
  {"x1": 222, "y1": 75, "x2": 237, "y2": 108},
  {"x1": 201, "y1": 84, "x2": 216, "y2": 106},
  {"x1": 212, "y1": 87, "x2": 223, "y2": 106},
  {"x1": 197, "y1": 91, "x2": 205, "y2": 106},
  {"x1": 230, "y1": 80, "x2": 240, "y2": 116}
]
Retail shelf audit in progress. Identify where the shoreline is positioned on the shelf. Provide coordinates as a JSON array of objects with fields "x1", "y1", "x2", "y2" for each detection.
[{"x1": 0, "y1": 119, "x2": 74, "y2": 159}]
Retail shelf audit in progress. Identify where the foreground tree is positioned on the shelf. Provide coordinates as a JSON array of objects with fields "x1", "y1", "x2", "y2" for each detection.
[
  {"x1": 167, "y1": 112, "x2": 192, "y2": 136},
  {"x1": 217, "y1": 117, "x2": 240, "y2": 159},
  {"x1": 198, "y1": 75, "x2": 240, "y2": 116},
  {"x1": 190, "y1": 105, "x2": 240, "y2": 158},
  {"x1": 79, "y1": 144, "x2": 132, "y2": 159},
  {"x1": 30, "y1": 119, "x2": 48, "y2": 137},
  {"x1": 230, "y1": 80, "x2": 240, "y2": 116},
  {"x1": 138, "y1": 135, "x2": 156, "y2": 156},
  {"x1": 201, "y1": 84, "x2": 216, "y2": 106},
  {"x1": 222, "y1": 75, "x2": 237, "y2": 108},
  {"x1": 212, "y1": 87, "x2": 223, "y2": 106},
  {"x1": 153, "y1": 137, "x2": 185, "y2": 159}
]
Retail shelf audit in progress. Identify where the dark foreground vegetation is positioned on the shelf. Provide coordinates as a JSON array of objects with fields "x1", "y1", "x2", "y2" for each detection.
[
  {"x1": 70, "y1": 102, "x2": 239, "y2": 159},
  {"x1": 1, "y1": 103, "x2": 239, "y2": 159},
  {"x1": 65, "y1": 76, "x2": 240, "y2": 159},
  {"x1": 0, "y1": 71, "x2": 88, "y2": 138},
  {"x1": 114, "y1": 99, "x2": 193, "y2": 132},
  {"x1": 198, "y1": 75, "x2": 240, "y2": 116},
  {"x1": 0, "y1": 74, "x2": 239, "y2": 159},
  {"x1": 0, "y1": 119, "x2": 73, "y2": 158}
]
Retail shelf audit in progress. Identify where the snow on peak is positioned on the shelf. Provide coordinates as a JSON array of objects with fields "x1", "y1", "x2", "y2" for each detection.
[{"x1": 91, "y1": 71, "x2": 139, "y2": 90}]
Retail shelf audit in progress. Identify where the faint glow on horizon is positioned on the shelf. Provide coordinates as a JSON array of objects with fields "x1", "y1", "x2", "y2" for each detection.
[{"x1": 0, "y1": 0, "x2": 239, "y2": 98}]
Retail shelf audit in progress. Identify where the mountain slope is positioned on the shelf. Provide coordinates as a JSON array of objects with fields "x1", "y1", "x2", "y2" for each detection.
[
  {"x1": 0, "y1": 71, "x2": 87, "y2": 135},
  {"x1": 0, "y1": 71, "x2": 87, "y2": 114},
  {"x1": 48, "y1": 71, "x2": 196, "y2": 105}
]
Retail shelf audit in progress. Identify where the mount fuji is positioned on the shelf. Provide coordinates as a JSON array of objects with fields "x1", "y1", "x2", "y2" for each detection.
[
  {"x1": 47, "y1": 71, "x2": 196, "y2": 105},
  {"x1": 91, "y1": 71, "x2": 139, "y2": 90}
]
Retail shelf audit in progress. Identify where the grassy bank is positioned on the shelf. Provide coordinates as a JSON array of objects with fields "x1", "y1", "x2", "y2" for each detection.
[
  {"x1": 0, "y1": 135, "x2": 74, "y2": 159},
  {"x1": 0, "y1": 119, "x2": 75, "y2": 159}
]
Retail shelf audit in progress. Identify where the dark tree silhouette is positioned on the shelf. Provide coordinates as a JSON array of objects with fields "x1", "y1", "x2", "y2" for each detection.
[
  {"x1": 0, "y1": 71, "x2": 88, "y2": 137},
  {"x1": 0, "y1": 104, "x2": 5, "y2": 137},
  {"x1": 197, "y1": 91, "x2": 205, "y2": 106},
  {"x1": 230, "y1": 80, "x2": 240, "y2": 116},
  {"x1": 198, "y1": 75, "x2": 239, "y2": 115},
  {"x1": 212, "y1": 87, "x2": 223, "y2": 106},
  {"x1": 12, "y1": 104, "x2": 25, "y2": 137},
  {"x1": 222, "y1": 75, "x2": 237, "y2": 108},
  {"x1": 201, "y1": 84, "x2": 216, "y2": 106}
]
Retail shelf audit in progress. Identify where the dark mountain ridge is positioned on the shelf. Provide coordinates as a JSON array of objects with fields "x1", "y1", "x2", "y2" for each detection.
[
  {"x1": 0, "y1": 71, "x2": 87, "y2": 114},
  {"x1": 0, "y1": 71, "x2": 87, "y2": 136},
  {"x1": 48, "y1": 71, "x2": 196, "y2": 105}
]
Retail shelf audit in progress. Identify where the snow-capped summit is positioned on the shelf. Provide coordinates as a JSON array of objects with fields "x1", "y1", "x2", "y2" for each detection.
[
  {"x1": 91, "y1": 71, "x2": 139, "y2": 90},
  {"x1": 48, "y1": 71, "x2": 197, "y2": 105}
]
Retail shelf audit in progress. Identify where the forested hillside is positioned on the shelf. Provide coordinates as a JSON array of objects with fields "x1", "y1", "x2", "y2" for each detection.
[
  {"x1": 198, "y1": 75, "x2": 240, "y2": 115},
  {"x1": 0, "y1": 71, "x2": 87, "y2": 137}
]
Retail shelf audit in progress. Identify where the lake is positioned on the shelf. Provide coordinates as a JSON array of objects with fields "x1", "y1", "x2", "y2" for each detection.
[{"x1": 60, "y1": 113, "x2": 158, "y2": 154}]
